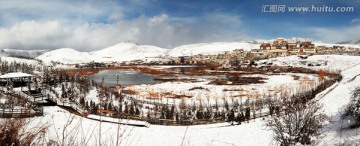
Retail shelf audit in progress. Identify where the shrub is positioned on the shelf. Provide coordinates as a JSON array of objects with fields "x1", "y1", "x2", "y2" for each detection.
[
  {"x1": 343, "y1": 87, "x2": 360, "y2": 126},
  {"x1": 266, "y1": 96, "x2": 326, "y2": 145},
  {"x1": 0, "y1": 118, "x2": 48, "y2": 146}
]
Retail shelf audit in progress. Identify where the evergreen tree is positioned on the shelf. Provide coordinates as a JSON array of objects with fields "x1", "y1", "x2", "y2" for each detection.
[
  {"x1": 85, "y1": 101, "x2": 89, "y2": 109},
  {"x1": 245, "y1": 107, "x2": 250, "y2": 121},
  {"x1": 130, "y1": 104, "x2": 135, "y2": 115},
  {"x1": 80, "y1": 97, "x2": 85, "y2": 107},
  {"x1": 135, "y1": 106, "x2": 140, "y2": 116},
  {"x1": 230, "y1": 109, "x2": 235, "y2": 125},
  {"x1": 59, "y1": 74, "x2": 63, "y2": 83}
]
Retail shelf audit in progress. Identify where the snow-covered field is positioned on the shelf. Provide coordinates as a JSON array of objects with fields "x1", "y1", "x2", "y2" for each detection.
[
  {"x1": 257, "y1": 55, "x2": 360, "y2": 72},
  {"x1": 318, "y1": 60, "x2": 360, "y2": 145},
  {"x1": 33, "y1": 106, "x2": 272, "y2": 145},
  {"x1": 124, "y1": 73, "x2": 319, "y2": 106}
]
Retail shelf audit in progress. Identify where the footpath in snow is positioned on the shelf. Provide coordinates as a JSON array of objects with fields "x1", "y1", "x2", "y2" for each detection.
[{"x1": 86, "y1": 114, "x2": 150, "y2": 128}]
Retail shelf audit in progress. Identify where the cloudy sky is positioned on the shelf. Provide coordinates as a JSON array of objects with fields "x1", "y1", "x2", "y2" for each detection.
[{"x1": 0, "y1": 0, "x2": 359, "y2": 51}]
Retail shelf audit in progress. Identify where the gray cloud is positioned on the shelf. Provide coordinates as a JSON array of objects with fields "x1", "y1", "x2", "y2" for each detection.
[
  {"x1": 352, "y1": 18, "x2": 360, "y2": 23},
  {"x1": 310, "y1": 25, "x2": 360, "y2": 43},
  {"x1": 0, "y1": 12, "x2": 244, "y2": 51},
  {"x1": 0, "y1": 0, "x2": 245, "y2": 51},
  {"x1": 0, "y1": 0, "x2": 122, "y2": 26}
]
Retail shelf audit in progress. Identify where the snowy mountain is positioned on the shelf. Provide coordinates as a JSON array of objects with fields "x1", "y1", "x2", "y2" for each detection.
[
  {"x1": 167, "y1": 42, "x2": 260, "y2": 57},
  {"x1": 35, "y1": 38, "x2": 360, "y2": 64},
  {"x1": 36, "y1": 48, "x2": 94, "y2": 64},
  {"x1": 36, "y1": 42, "x2": 169, "y2": 64},
  {"x1": 37, "y1": 41, "x2": 263, "y2": 64},
  {"x1": 337, "y1": 40, "x2": 360, "y2": 45},
  {"x1": 0, "y1": 48, "x2": 48, "y2": 59},
  {"x1": 314, "y1": 42, "x2": 360, "y2": 48},
  {"x1": 91, "y1": 42, "x2": 168, "y2": 62}
]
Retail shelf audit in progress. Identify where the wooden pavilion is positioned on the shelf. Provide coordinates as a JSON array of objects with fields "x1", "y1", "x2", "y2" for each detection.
[{"x1": 0, "y1": 72, "x2": 34, "y2": 91}]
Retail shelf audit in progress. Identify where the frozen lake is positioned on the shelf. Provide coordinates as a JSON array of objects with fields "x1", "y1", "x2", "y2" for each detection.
[{"x1": 90, "y1": 70, "x2": 163, "y2": 86}]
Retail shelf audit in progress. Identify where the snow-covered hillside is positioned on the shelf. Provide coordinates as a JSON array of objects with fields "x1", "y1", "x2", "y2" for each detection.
[
  {"x1": 0, "y1": 48, "x2": 47, "y2": 58},
  {"x1": 35, "y1": 40, "x2": 360, "y2": 64},
  {"x1": 36, "y1": 48, "x2": 94, "y2": 64},
  {"x1": 336, "y1": 40, "x2": 360, "y2": 45},
  {"x1": 257, "y1": 55, "x2": 360, "y2": 72},
  {"x1": 36, "y1": 41, "x2": 262, "y2": 64},
  {"x1": 0, "y1": 56, "x2": 39, "y2": 65},
  {"x1": 167, "y1": 42, "x2": 260, "y2": 57},
  {"x1": 36, "y1": 42, "x2": 169, "y2": 64},
  {"x1": 91, "y1": 42, "x2": 168, "y2": 62}
]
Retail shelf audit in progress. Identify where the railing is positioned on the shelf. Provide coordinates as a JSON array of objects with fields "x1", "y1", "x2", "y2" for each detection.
[
  {"x1": 0, "y1": 108, "x2": 43, "y2": 118},
  {"x1": 43, "y1": 86, "x2": 85, "y2": 114}
]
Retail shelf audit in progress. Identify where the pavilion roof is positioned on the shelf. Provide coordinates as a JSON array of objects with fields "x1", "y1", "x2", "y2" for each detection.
[{"x1": 0, "y1": 72, "x2": 34, "y2": 79}]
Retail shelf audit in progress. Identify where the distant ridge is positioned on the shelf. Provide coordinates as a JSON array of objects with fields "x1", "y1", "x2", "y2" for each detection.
[
  {"x1": 0, "y1": 48, "x2": 48, "y2": 59},
  {"x1": 34, "y1": 38, "x2": 360, "y2": 64},
  {"x1": 336, "y1": 40, "x2": 360, "y2": 45},
  {"x1": 36, "y1": 42, "x2": 168, "y2": 64}
]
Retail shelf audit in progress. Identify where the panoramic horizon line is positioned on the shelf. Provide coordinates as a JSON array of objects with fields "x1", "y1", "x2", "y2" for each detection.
[{"x1": 1, "y1": 37, "x2": 341, "y2": 51}]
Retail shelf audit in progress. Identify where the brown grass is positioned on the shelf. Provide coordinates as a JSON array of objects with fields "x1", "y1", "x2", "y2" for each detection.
[
  {"x1": 59, "y1": 69, "x2": 100, "y2": 76},
  {"x1": 148, "y1": 92, "x2": 164, "y2": 99},
  {"x1": 121, "y1": 90, "x2": 137, "y2": 95},
  {"x1": 0, "y1": 118, "x2": 49, "y2": 146}
]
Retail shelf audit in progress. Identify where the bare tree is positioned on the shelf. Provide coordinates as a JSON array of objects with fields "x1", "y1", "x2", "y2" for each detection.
[
  {"x1": 266, "y1": 96, "x2": 326, "y2": 145},
  {"x1": 0, "y1": 118, "x2": 49, "y2": 146},
  {"x1": 53, "y1": 114, "x2": 82, "y2": 146}
]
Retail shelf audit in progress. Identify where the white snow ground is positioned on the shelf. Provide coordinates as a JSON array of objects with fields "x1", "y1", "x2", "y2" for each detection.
[
  {"x1": 21, "y1": 55, "x2": 360, "y2": 145},
  {"x1": 35, "y1": 106, "x2": 273, "y2": 146}
]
